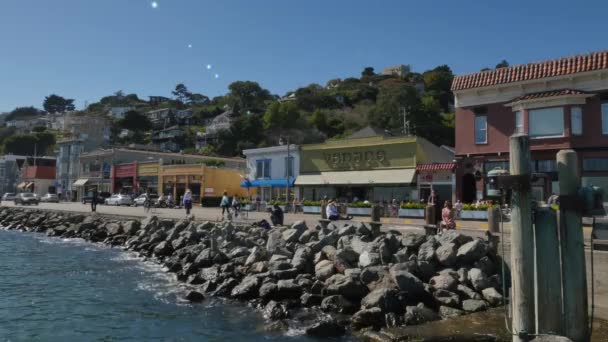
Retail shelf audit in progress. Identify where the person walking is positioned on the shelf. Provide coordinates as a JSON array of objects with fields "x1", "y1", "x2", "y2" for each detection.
[
  {"x1": 182, "y1": 189, "x2": 193, "y2": 217},
  {"x1": 231, "y1": 196, "x2": 240, "y2": 218},
  {"x1": 91, "y1": 189, "x2": 98, "y2": 212},
  {"x1": 220, "y1": 191, "x2": 231, "y2": 219}
]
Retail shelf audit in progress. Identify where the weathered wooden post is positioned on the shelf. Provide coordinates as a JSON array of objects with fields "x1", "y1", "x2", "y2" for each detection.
[
  {"x1": 534, "y1": 206, "x2": 562, "y2": 335},
  {"x1": 557, "y1": 150, "x2": 589, "y2": 341},
  {"x1": 370, "y1": 204, "x2": 382, "y2": 237},
  {"x1": 509, "y1": 134, "x2": 535, "y2": 341}
]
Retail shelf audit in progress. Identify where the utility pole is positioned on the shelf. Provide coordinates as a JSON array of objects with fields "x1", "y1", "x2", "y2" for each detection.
[
  {"x1": 283, "y1": 136, "x2": 291, "y2": 210},
  {"x1": 510, "y1": 134, "x2": 535, "y2": 342},
  {"x1": 557, "y1": 150, "x2": 589, "y2": 341},
  {"x1": 400, "y1": 106, "x2": 409, "y2": 135}
]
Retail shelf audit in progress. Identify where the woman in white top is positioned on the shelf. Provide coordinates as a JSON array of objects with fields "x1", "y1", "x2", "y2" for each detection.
[{"x1": 326, "y1": 200, "x2": 339, "y2": 221}]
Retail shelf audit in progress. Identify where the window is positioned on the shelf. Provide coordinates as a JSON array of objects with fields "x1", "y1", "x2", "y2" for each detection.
[
  {"x1": 484, "y1": 160, "x2": 509, "y2": 172},
  {"x1": 535, "y1": 160, "x2": 557, "y2": 173},
  {"x1": 602, "y1": 103, "x2": 608, "y2": 135},
  {"x1": 474, "y1": 115, "x2": 487, "y2": 144},
  {"x1": 529, "y1": 107, "x2": 564, "y2": 137},
  {"x1": 256, "y1": 159, "x2": 271, "y2": 179},
  {"x1": 583, "y1": 158, "x2": 608, "y2": 171},
  {"x1": 284, "y1": 156, "x2": 294, "y2": 177},
  {"x1": 515, "y1": 111, "x2": 523, "y2": 134},
  {"x1": 571, "y1": 107, "x2": 582, "y2": 136}
]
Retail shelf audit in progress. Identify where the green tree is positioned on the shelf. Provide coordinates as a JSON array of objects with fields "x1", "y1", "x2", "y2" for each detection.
[
  {"x1": 263, "y1": 102, "x2": 300, "y2": 129},
  {"x1": 3, "y1": 131, "x2": 56, "y2": 155},
  {"x1": 495, "y1": 59, "x2": 509, "y2": 69},
  {"x1": 422, "y1": 65, "x2": 454, "y2": 111},
  {"x1": 118, "y1": 111, "x2": 152, "y2": 131},
  {"x1": 310, "y1": 109, "x2": 328, "y2": 132},
  {"x1": 32, "y1": 126, "x2": 47, "y2": 133},
  {"x1": 294, "y1": 84, "x2": 339, "y2": 112},
  {"x1": 361, "y1": 67, "x2": 375, "y2": 77},
  {"x1": 172, "y1": 83, "x2": 192, "y2": 104},
  {"x1": 227, "y1": 81, "x2": 273, "y2": 114},
  {"x1": 5, "y1": 107, "x2": 42, "y2": 121},
  {"x1": 43, "y1": 94, "x2": 75, "y2": 114}
]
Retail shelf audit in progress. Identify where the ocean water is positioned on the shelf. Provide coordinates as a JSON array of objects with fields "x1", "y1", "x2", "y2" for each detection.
[{"x1": 0, "y1": 230, "x2": 321, "y2": 342}]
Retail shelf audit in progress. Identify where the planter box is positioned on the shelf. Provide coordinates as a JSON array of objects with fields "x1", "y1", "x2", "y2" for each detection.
[
  {"x1": 304, "y1": 206, "x2": 321, "y2": 214},
  {"x1": 460, "y1": 210, "x2": 488, "y2": 220},
  {"x1": 348, "y1": 207, "x2": 372, "y2": 216},
  {"x1": 243, "y1": 204, "x2": 252, "y2": 211},
  {"x1": 399, "y1": 208, "x2": 424, "y2": 218}
]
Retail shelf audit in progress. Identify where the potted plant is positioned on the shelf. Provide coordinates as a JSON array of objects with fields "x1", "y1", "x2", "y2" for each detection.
[
  {"x1": 347, "y1": 201, "x2": 372, "y2": 216},
  {"x1": 399, "y1": 201, "x2": 425, "y2": 217},
  {"x1": 459, "y1": 203, "x2": 492, "y2": 220},
  {"x1": 302, "y1": 200, "x2": 322, "y2": 214}
]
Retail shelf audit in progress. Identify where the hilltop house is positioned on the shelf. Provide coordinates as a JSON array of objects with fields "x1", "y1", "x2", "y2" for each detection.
[
  {"x1": 151, "y1": 126, "x2": 185, "y2": 153},
  {"x1": 149, "y1": 96, "x2": 171, "y2": 105},
  {"x1": 108, "y1": 106, "x2": 134, "y2": 119},
  {"x1": 147, "y1": 108, "x2": 174, "y2": 129},
  {"x1": 196, "y1": 107, "x2": 235, "y2": 149}
]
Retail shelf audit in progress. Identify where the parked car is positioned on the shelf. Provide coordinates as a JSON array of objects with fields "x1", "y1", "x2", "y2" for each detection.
[
  {"x1": 82, "y1": 192, "x2": 111, "y2": 204},
  {"x1": 133, "y1": 194, "x2": 159, "y2": 207},
  {"x1": 105, "y1": 194, "x2": 134, "y2": 206},
  {"x1": 40, "y1": 193, "x2": 59, "y2": 203},
  {"x1": 14, "y1": 193, "x2": 39, "y2": 205},
  {"x1": 2, "y1": 193, "x2": 16, "y2": 201}
]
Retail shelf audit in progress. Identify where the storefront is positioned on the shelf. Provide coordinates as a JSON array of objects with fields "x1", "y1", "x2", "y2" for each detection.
[
  {"x1": 112, "y1": 162, "x2": 137, "y2": 194},
  {"x1": 160, "y1": 164, "x2": 248, "y2": 204},
  {"x1": 295, "y1": 135, "x2": 453, "y2": 203},
  {"x1": 137, "y1": 162, "x2": 160, "y2": 195},
  {"x1": 415, "y1": 163, "x2": 456, "y2": 203}
]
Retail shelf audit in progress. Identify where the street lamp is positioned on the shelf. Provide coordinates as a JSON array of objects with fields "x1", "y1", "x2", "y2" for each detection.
[{"x1": 279, "y1": 136, "x2": 291, "y2": 211}]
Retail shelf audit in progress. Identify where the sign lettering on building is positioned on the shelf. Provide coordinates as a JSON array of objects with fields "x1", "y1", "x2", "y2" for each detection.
[{"x1": 323, "y1": 150, "x2": 387, "y2": 169}]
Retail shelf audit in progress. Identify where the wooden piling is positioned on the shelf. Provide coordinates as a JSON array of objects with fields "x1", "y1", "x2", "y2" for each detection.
[
  {"x1": 509, "y1": 134, "x2": 535, "y2": 342},
  {"x1": 534, "y1": 207, "x2": 563, "y2": 335},
  {"x1": 557, "y1": 150, "x2": 589, "y2": 341}
]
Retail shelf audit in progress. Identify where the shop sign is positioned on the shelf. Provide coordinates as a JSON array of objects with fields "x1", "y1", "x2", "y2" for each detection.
[
  {"x1": 323, "y1": 150, "x2": 387, "y2": 169},
  {"x1": 204, "y1": 187, "x2": 214, "y2": 194}
]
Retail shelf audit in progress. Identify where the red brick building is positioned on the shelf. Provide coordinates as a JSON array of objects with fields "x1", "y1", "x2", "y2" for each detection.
[{"x1": 452, "y1": 50, "x2": 608, "y2": 203}]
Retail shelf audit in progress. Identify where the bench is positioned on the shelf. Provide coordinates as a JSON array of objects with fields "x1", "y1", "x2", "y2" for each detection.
[{"x1": 424, "y1": 224, "x2": 438, "y2": 236}]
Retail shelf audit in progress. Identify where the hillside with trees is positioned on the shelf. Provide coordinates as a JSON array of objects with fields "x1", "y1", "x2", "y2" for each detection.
[{"x1": 1, "y1": 63, "x2": 457, "y2": 157}]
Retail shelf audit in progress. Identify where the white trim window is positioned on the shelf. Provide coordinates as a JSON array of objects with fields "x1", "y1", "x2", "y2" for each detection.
[
  {"x1": 528, "y1": 107, "x2": 564, "y2": 138},
  {"x1": 474, "y1": 115, "x2": 487, "y2": 144},
  {"x1": 602, "y1": 103, "x2": 608, "y2": 135},
  {"x1": 571, "y1": 106, "x2": 582, "y2": 136},
  {"x1": 515, "y1": 111, "x2": 523, "y2": 134}
]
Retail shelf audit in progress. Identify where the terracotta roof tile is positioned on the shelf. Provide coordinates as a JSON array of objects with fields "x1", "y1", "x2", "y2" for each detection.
[
  {"x1": 416, "y1": 163, "x2": 456, "y2": 172},
  {"x1": 512, "y1": 89, "x2": 587, "y2": 101},
  {"x1": 452, "y1": 50, "x2": 608, "y2": 91}
]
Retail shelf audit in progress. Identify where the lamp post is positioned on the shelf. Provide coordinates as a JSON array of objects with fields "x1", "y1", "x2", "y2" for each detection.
[{"x1": 279, "y1": 136, "x2": 291, "y2": 211}]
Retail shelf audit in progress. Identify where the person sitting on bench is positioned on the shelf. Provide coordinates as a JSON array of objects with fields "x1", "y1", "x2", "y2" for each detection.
[
  {"x1": 326, "y1": 199, "x2": 340, "y2": 221},
  {"x1": 270, "y1": 204, "x2": 284, "y2": 226}
]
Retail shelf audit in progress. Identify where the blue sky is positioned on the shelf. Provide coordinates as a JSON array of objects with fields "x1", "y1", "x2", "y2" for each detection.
[{"x1": 1, "y1": 0, "x2": 607, "y2": 112}]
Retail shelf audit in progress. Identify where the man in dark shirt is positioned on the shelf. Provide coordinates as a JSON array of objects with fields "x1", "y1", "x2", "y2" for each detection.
[
  {"x1": 270, "y1": 204, "x2": 284, "y2": 226},
  {"x1": 91, "y1": 189, "x2": 98, "y2": 212}
]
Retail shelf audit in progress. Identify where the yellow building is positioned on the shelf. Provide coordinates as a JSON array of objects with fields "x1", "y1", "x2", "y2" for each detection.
[{"x1": 159, "y1": 164, "x2": 250, "y2": 203}]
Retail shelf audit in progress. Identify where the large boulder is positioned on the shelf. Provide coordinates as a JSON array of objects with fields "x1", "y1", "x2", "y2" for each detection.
[
  {"x1": 276, "y1": 279, "x2": 303, "y2": 299},
  {"x1": 438, "y1": 305, "x2": 465, "y2": 319},
  {"x1": 461, "y1": 299, "x2": 489, "y2": 312},
  {"x1": 321, "y1": 295, "x2": 357, "y2": 314},
  {"x1": 291, "y1": 247, "x2": 312, "y2": 272},
  {"x1": 403, "y1": 303, "x2": 440, "y2": 325},
  {"x1": 433, "y1": 289, "x2": 460, "y2": 308},
  {"x1": 245, "y1": 246, "x2": 267, "y2": 266},
  {"x1": 259, "y1": 282, "x2": 278, "y2": 300},
  {"x1": 315, "y1": 260, "x2": 336, "y2": 281},
  {"x1": 457, "y1": 239, "x2": 488, "y2": 263},
  {"x1": 305, "y1": 319, "x2": 345, "y2": 338},
  {"x1": 468, "y1": 268, "x2": 491, "y2": 291},
  {"x1": 264, "y1": 300, "x2": 289, "y2": 320},
  {"x1": 436, "y1": 243, "x2": 458, "y2": 266},
  {"x1": 429, "y1": 273, "x2": 458, "y2": 291},
  {"x1": 325, "y1": 277, "x2": 368, "y2": 300},
  {"x1": 437, "y1": 230, "x2": 473, "y2": 247},
  {"x1": 417, "y1": 239, "x2": 437, "y2": 262},
  {"x1": 456, "y1": 284, "x2": 482, "y2": 300},
  {"x1": 359, "y1": 251, "x2": 381, "y2": 268},
  {"x1": 401, "y1": 232, "x2": 426, "y2": 249},
  {"x1": 351, "y1": 307, "x2": 384, "y2": 330},
  {"x1": 391, "y1": 270, "x2": 425, "y2": 294},
  {"x1": 300, "y1": 293, "x2": 324, "y2": 307},
  {"x1": 153, "y1": 241, "x2": 173, "y2": 257},
  {"x1": 230, "y1": 276, "x2": 261, "y2": 300},
  {"x1": 482, "y1": 287, "x2": 503, "y2": 306},
  {"x1": 360, "y1": 288, "x2": 401, "y2": 313},
  {"x1": 184, "y1": 290, "x2": 205, "y2": 303}
]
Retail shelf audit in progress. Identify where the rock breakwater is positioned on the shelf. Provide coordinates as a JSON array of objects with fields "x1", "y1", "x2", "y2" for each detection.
[{"x1": 0, "y1": 207, "x2": 508, "y2": 339}]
